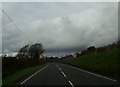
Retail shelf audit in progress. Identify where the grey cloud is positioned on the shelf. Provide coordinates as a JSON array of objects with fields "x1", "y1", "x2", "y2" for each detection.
[
  {"x1": 2, "y1": 2, "x2": 118, "y2": 56},
  {"x1": 0, "y1": 10, "x2": 2, "y2": 54}
]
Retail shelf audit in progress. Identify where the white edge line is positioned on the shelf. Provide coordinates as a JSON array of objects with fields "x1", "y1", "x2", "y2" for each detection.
[
  {"x1": 68, "y1": 65, "x2": 117, "y2": 82},
  {"x1": 69, "y1": 80, "x2": 74, "y2": 87},
  {"x1": 20, "y1": 64, "x2": 49, "y2": 85}
]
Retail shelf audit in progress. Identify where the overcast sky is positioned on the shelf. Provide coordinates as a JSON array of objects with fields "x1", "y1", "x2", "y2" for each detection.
[{"x1": 2, "y1": 2, "x2": 118, "y2": 56}]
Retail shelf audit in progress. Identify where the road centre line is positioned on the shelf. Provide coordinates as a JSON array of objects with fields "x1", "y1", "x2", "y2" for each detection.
[
  {"x1": 69, "y1": 80, "x2": 75, "y2": 87},
  {"x1": 55, "y1": 64, "x2": 75, "y2": 87},
  {"x1": 59, "y1": 67, "x2": 62, "y2": 71},
  {"x1": 61, "y1": 71, "x2": 67, "y2": 77},
  {"x1": 56, "y1": 64, "x2": 66, "y2": 78},
  {"x1": 20, "y1": 64, "x2": 49, "y2": 85},
  {"x1": 56, "y1": 64, "x2": 66, "y2": 77}
]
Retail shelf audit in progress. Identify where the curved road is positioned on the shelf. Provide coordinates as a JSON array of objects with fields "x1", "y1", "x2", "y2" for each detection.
[{"x1": 20, "y1": 63, "x2": 119, "y2": 86}]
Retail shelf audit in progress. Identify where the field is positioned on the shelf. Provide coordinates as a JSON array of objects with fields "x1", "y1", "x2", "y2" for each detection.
[{"x1": 62, "y1": 47, "x2": 119, "y2": 81}]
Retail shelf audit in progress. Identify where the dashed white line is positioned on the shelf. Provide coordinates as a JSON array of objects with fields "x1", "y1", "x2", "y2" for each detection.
[
  {"x1": 56, "y1": 64, "x2": 59, "y2": 68},
  {"x1": 20, "y1": 64, "x2": 49, "y2": 85},
  {"x1": 69, "y1": 80, "x2": 74, "y2": 87},
  {"x1": 56, "y1": 64, "x2": 62, "y2": 71},
  {"x1": 55, "y1": 64, "x2": 75, "y2": 87},
  {"x1": 61, "y1": 71, "x2": 67, "y2": 77},
  {"x1": 56, "y1": 64, "x2": 66, "y2": 77},
  {"x1": 59, "y1": 68, "x2": 62, "y2": 71}
]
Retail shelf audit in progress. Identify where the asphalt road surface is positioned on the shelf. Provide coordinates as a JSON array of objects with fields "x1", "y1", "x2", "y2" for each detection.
[{"x1": 20, "y1": 63, "x2": 119, "y2": 86}]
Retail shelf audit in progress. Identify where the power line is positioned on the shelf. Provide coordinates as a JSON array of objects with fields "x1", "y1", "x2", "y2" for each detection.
[{"x1": 1, "y1": 9, "x2": 33, "y2": 44}]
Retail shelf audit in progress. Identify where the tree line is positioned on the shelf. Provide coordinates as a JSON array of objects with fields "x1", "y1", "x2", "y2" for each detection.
[
  {"x1": 2, "y1": 43, "x2": 45, "y2": 79},
  {"x1": 62, "y1": 41, "x2": 119, "y2": 58}
]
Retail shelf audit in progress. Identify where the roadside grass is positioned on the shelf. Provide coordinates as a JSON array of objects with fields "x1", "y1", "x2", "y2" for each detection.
[
  {"x1": 63, "y1": 47, "x2": 119, "y2": 80},
  {"x1": 3, "y1": 64, "x2": 47, "y2": 85}
]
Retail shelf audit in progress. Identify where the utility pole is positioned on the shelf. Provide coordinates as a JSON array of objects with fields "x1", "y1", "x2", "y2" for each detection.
[{"x1": 58, "y1": 46, "x2": 59, "y2": 58}]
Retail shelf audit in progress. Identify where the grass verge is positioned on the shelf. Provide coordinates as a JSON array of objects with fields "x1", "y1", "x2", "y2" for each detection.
[
  {"x1": 62, "y1": 47, "x2": 119, "y2": 81},
  {"x1": 2, "y1": 64, "x2": 47, "y2": 85}
]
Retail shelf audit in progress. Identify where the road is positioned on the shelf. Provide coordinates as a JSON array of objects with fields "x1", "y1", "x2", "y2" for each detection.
[{"x1": 20, "y1": 63, "x2": 119, "y2": 86}]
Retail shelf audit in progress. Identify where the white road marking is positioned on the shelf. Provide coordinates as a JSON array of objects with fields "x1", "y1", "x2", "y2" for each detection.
[
  {"x1": 59, "y1": 68, "x2": 62, "y2": 71},
  {"x1": 56, "y1": 64, "x2": 75, "y2": 87},
  {"x1": 66, "y1": 64, "x2": 117, "y2": 82},
  {"x1": 56, "y1": 64, "x2": 62, "y2": 71},
  {"x1": 69, "y1": 80, "x2": 74, "y2": 87},
  {"x1": 20, "y1": 64, "x2": 49, "y2": 85},
  {"x1": 56, "y1": 64, "x2": 58, "y2": 67},
  {"x1": 61, "y1": 71, "x2": 67, "y2": 77},
  {"x1": 56, "y1": 64, "x2": 66, "y2": 77}
]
